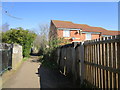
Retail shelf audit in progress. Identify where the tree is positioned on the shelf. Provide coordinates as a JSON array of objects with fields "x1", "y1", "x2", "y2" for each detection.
[
  {"x1": 33, "y1": 24, "x2": 49, "y2": 52},
  {"x1": 2, "y1": 27, "x2": 37, "y2": 57},
  {"x1": 33, "y1": 24, "x2": 69, "y2": 55}
]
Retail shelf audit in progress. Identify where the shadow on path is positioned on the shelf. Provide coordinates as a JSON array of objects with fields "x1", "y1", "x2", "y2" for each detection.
[{"x1": 37, "y1": 65, "x2": 76, "y2": 88}]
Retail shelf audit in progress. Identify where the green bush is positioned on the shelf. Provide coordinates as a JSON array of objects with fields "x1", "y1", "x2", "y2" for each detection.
[
  {"x1": 2, "y1": 27, "x2": 37, "y2": 57},
  {"x1": 39, "y1": 38, "x2": 67, "y2": 69}
]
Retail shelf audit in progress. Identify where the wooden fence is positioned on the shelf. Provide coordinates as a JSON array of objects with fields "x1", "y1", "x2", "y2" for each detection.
[{"x1": 57, "y1": 35, "x2": 120, "y2": 88}]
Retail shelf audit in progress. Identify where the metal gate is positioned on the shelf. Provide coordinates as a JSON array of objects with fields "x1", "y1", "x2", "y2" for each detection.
[{"x1": 0, "y1": 44, "x2": 12, "y2": 75}]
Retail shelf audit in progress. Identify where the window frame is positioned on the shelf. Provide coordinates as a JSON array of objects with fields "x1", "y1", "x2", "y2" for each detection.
[
  {"x1": 63, "y1": 30, "x2": 70, "y2": 37},
  {"x1": 86, "y1": 33, "x2": 92, "y2": 40}
]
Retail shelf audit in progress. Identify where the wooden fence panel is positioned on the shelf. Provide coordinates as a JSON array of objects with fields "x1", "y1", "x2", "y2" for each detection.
[
  {"x1": 83, "y1": 35, "x2": 120, "y2": 89},
  {"x1": 75, "y1": 46, "x2": 81, "y2": 80},
  {"x1": 58, "y1": 35, "x2": 120, "y2": 89},
  {"x1": 66, "y1": 47, "x2": 73, "y2": 75},
  {"x1": 117, "y1": 36, "x2": 120, "y2": 89},
  {"x1": 59, "y1": 48, "x2": 65, "y2": 73}
]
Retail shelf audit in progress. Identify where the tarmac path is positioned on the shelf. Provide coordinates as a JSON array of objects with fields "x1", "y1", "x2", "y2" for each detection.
[
  {"x1": 3, "y1": 55, "x2": 76, "y2": 89},
  {"x1": 3, "y1": 56, "x2": 40, "y2": 88}
]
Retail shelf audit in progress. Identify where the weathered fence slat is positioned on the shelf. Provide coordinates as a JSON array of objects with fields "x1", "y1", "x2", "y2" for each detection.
[
  {"x1": 117, "y1": 40, "x2": 120, "y2": 89},
  {"x1": 57, "y1": 35, "x2": 120, "y2": 89}
]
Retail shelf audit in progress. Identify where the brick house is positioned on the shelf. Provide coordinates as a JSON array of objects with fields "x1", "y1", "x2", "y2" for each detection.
[{"x1": 49, "y1": 20, "x2": 119, "y2": 43}]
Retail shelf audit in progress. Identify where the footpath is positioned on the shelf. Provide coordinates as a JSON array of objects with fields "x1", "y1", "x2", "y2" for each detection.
[
  {"x1": 2, "y1": 56, "x2": 40, "y2": 88},
  {"x1": 2, "y1": 55, "x2": 76, "y2": 89}
]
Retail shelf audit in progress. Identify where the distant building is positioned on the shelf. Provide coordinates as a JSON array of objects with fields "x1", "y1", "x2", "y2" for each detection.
[
  {"x1": 49, "y1": 20, "x2": 120, "y2": 43},
  {"x1": 2, "y1": 23, "x2": 9, "y2": 32}
]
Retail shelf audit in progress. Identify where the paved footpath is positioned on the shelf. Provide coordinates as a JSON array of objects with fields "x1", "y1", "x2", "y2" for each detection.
[
  {"x1": 3, "y1": 56, "x2": 77, "y2": 89},
  {"x1": 3, "y1": 56, "x2": 40, "y2": 88}
]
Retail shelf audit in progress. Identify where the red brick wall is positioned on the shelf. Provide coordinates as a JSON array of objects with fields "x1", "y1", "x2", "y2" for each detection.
[
  {"x1": 57, "y1": 30, "x2": 86, "y2": 41},
  {"x1": 49, "y1": 22, "x2": 57, "y2": 39},
  {"x1": 51, "y1": 28, "x2": 100, "y2": 42},
  {"x1": 91, "y1": 34, "x2": 100, "y2": 40},
  {"x1": 80, "y1": 33, "x2": 86, "y2": 41},
  {"x1": 70, "y1": 30, "x2": 81, "y2": 38},
  {"x1": 57, "y1": 30, "x2": 63, "y2": 37}
]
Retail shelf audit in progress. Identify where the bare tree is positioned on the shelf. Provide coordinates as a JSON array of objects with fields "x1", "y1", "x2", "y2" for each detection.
[
  {"x1": 39, "y1": 24, "x2": 49, "y2": 40},
  {"x1": 33, "y1": 24, "x2": 50, "y2": 50}
]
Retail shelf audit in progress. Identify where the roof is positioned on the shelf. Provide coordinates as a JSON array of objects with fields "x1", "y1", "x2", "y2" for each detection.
[
  {"x1": 51, "y1": 20, "x2": 79, "y2": 29},
  {"x1": 51, "y1": 20, "x2": 120, "y2": 36}
]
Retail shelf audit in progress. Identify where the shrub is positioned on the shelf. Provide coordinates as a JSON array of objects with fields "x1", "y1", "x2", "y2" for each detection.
[
  {"x1": 39, "y1": 37, "x2": 68, "y2": 69},
  {"x1": 2, "y1": 27, "x2": 37, "y2": 57}
]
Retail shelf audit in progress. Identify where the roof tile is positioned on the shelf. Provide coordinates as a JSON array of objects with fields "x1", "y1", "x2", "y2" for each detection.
[{"x1": 51, "y1": 20, "x2": 120, "y2": 36}]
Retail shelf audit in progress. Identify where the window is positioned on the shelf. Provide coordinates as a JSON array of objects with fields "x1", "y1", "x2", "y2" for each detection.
[
  {"x1": 63, "y1": 30, "x2": 70, "y2": 37},
  {"x1": 86, "y1": 33, "x2": 91, "y2": 40}
]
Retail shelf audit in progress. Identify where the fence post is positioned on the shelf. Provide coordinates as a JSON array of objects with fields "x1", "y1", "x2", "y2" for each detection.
[
  {"x1": 117, "y1": 35, "x2": 120, "y2": 89},
  {"x1": 72, "y1": 46, "x2": 76, "y2": 83},
  {"x1": 80, "y1": 42, "x2": 85, "y2": 85},
  {"x1": 56, "y1": 48, "x2": 60, "y2": 65},
  {"x1": 0, "y1": 49, "x2": 2, "y2": 89},
  {"x1": 12, "y1": 44, "x2": 23, "y2": 70},
  {"x1": 0, "y1": 50, "x2": 2, "y2": 75},
  {"x1": 63, "y1": 47, "x2": 67, "y2": 75}
]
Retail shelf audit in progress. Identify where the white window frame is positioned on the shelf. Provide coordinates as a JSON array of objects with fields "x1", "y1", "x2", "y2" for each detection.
[
  {"x1": 63, "y1": 30, "x2": 70, "y2": 37},
  {"x1": 86, "y1": 33, "x2": 92, "y2": 40}
]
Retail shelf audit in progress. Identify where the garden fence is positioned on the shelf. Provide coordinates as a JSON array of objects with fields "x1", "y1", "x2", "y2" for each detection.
[{"x1": 57, "y1": 35, "x2": 120, "y2": 88}]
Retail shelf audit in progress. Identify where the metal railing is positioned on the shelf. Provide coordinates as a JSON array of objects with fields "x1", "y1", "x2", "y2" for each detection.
[{"x1": 0, "y1": 44, "x2": 12, "y2": 75}]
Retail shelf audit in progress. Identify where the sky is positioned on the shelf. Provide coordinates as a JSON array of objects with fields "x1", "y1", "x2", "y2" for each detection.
[
  {"x1": 2, "y1": 2, "x2": 118, "y2": 33},
  {"x1": 2, "y1": 0, "x2": 119, "y2": 2}
]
